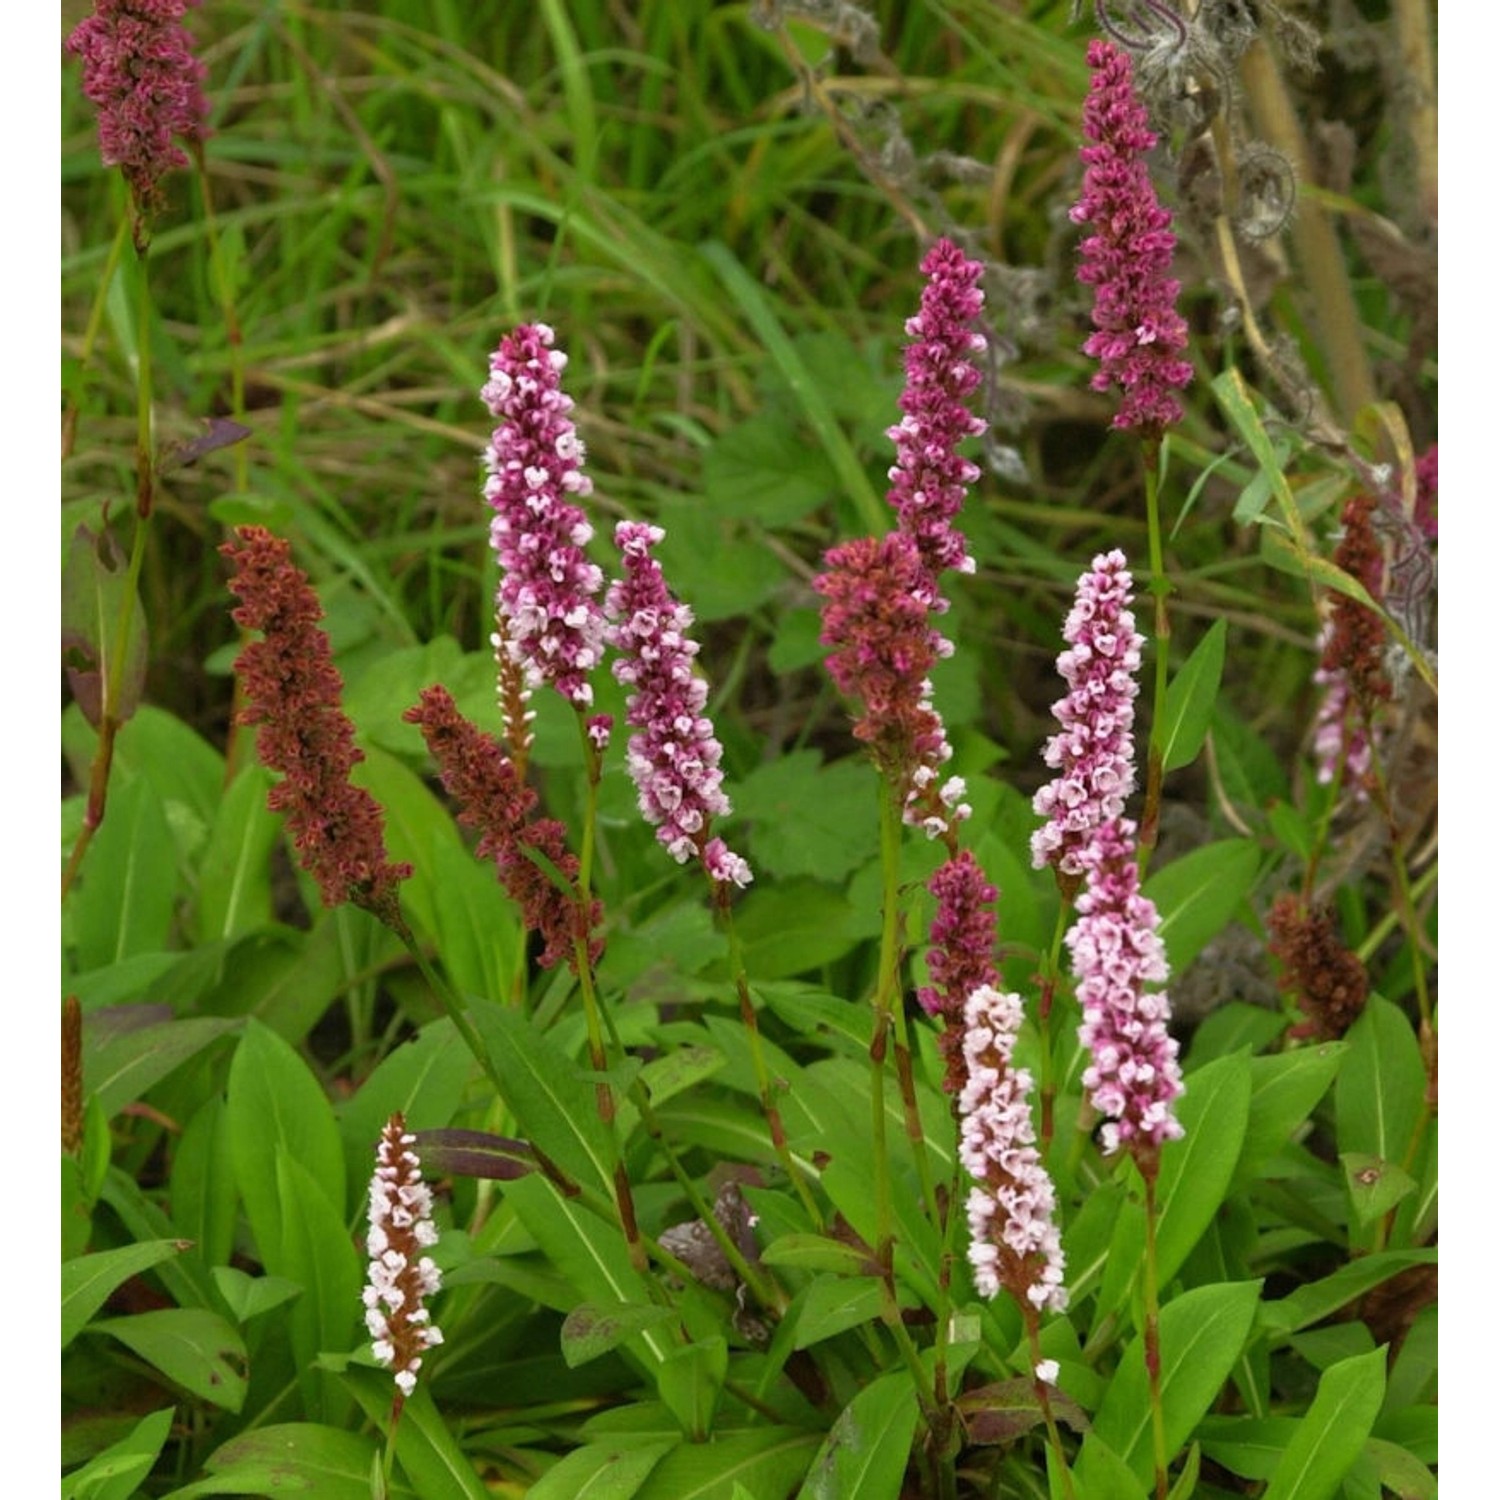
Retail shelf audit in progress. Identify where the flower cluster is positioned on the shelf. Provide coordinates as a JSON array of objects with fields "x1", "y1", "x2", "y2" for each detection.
[
  {"x1": 1268, "y1": 893, "x2": 1369, "y2": 1041},
  {"x1": 481, "y1": 323, "x2": 607, "y2": 710},
  {"x1": 223, "y1": 527, "x2": 411, "y2": 927},
  {"x1": 1413, "y1": 443, "x2": 1438, "y2": 542},
  {"x1": 1031, "y1": 550, "x2": 1144, "y2": 880},
  {"x1": 959, "y1": 985, "x2": 1068, "y2": 1313},
  {"x1": 886, "y1": 237, "x2": 989, "y2": 606},
  {"x1": 363, "y1": 1114, "x2": 443, "y2": 1401},
  {"x1": 404, "y1": 685, "x2": 602, "y2": 970},
  {"x1": 815, "y1": 531, "x2": 969, "y2": 838},
  {"x1": 605, "y1": 522, "x2": 751, "y2": 888},
  {"x1": 66, "y1": 0, "x2": 209, "y2": 232},
  {"x1": 1070, "y1": 38, "x2": 1192, "y2": 434},
  {"x1": 1066, "y1": 817, "x2": 1184, "y2": 1159},
  {"x1": 919, "y1": 852, "x2": 1001, "y2": 1096}
]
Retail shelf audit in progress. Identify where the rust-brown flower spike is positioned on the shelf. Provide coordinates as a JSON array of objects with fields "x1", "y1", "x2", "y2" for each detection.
[
  {"x1": 1268, "y1": 894, "x2": 1369, "y2": 1040},
  {"x1": 223, "y1": 527, "x2": 410, "y2": 928}
]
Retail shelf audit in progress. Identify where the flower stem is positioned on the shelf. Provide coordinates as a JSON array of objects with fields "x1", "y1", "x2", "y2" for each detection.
[
  {"x1": 1025, "y1": 1310, "x2": 1077, "y2": 1500},
  {"x1": 1138, "y1": 438, "x2": 1170, "y2": 857},
  {"x1": 191, "y1": 139, "x2": 249, "y2": 493},
  {"x1": 63, "y1": 214, "x2": 131, "y2": 461},
  {"x1": 1141, "y1": 1162, "x2": 1170, "y2": 1500}
]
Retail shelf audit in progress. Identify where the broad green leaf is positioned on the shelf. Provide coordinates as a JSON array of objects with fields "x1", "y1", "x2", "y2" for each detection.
[
  {"x1": 71, "y1": 775, "x2": 178, "y2": 969},
  {"x1": 504, "y1": 1175, "x2": 673, "y2": 1368},
  {"x1": 562, "y1": 1302, "x2": 679, "y2": 1369},
  {"x1": 734, "y1": 751, "x2": 882, "y2": 883},
  {"x1": 470, "y1": 999, "x2": 614, "y2": 1193},
  {"x1": 1091, "y1": 1280, "x2": 1262, "y2": 1488},
  {"x1": 1144, "y1": 840, "x2": 1260, "y2": 974},
  {"x1": 761, "y1": 1234, "x2": 880, "y2": 1277},
  {"x1": 1187, "y1": 1003, "x2": 1288, "y2": 1068},
  {"x1": 342, "y1": 1370, "x2": 488, "y2": 1500},
  {"x1": 63, "y1": 1239, "x2": 187, "y2": 1348},
  {"x1": 86, "y1": 1015, "x2": 238, "y2": 1120},
  {"x1": 98, "y1": 1166, "x2": 217, "y2": 1313},
  {"x1": 1235, "y1": 1044, "x2": 1345, "y2": 1185},
  {"x1": 423, "y1": 831, "x2": 523, "y2": 1003},
  {"x1": 211, "y1": 1266, "x2": 302, "y2": 1325},
  {"x1": 1335, "y1": 998, "x2": 1426, "y2": 1168},
  {"x1": 1362, "y1": 1437, "x2": 1436, "y2": 1499},
  {"x1": 1161, "y1": 620, "x2": 1227, "y2": 773},
  {"x1": 1259, "y1": 1249, "x2": 1437, "y2": 1337},
  {"x1": 634, "y1": 1425, "x2": 821, "y2": 1500},
  {"x1": 160, "y1": 1423, "x2": 396, "y2": 1500},
  {"x1": 61, "y1": 523, "x2": 149, "y2": 732},
  {"x1": 527, "y1": 1441, "x2": 676, "y2": 1500},
  {"x1": 200, "y1": 923, "x2": 350, "y2": 1046},
  {"x1": 226, "y1": 1018, "x2": 345, "y2": 1266},
  {"x1": 277, "y1": 1151, "x2": 361, "y2": 1423},
  {"x1": 1198, "y1": 1415, "x2": 1299, "y2": 1480},
  {"x1": 730, "y1": 879, "x2": 867, "y2": 979},
  {"x1": 61, "y1": 1405, "x2": 174, "y2": 1500},
  {"x1": 704, "y1": 411, "x2": 839, "y2": 525},
  {"x1": 1070, "y1": 1431, "x2": 1150, "y2": 1500},
  {"x1": 1096, "y1": 1052, "x2": 1252, "y2": 1321},
  {"x1": 194, "y1": 764, "x2": 279, "y2": 943},
  {"x1": 791, "y1": 1276, "x2": 885, "y2": 1351},
  {"x1": 638, "y1": 1044, "x2": 728, "y2": 1109},
  {"x1": 1383, "y1": 1304, "x2": 1437, "y2": 1413},
  {"x1": 92, "y1": 1308, "x2": 248, "y2": 1412},
  {"x1": 658, "y1": 1337, "x2": 729, "y2": 1440},
  {"x1": 1260, "y1": 1346, "x2": 1386, "y2": 1500},
  {"x1": 796, "y1": 1370, "x2": 919, "y2": 1500},
  {"x1": 171, "y1": 1097, "x2": 238, "y2": 1270}
]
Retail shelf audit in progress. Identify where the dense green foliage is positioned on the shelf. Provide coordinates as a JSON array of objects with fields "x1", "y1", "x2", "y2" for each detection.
[{"x1": 63, "y1": 3, "x2": 1436, "y2": 1497}]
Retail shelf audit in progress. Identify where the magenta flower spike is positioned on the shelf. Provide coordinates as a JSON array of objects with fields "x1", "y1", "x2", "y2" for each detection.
[
  {"x1": 960, "y1": 985, "x2": 1068, "y2": 1313},
  {"x1": 66, "y1": 0, "x2": 209, "y2": 238},
  {"x1": 1031, "y1": 549, "x2": 1144, "y2": 880},
  {"x1": 1065, "y1": 817, "x2": 1184, "y2": 1160},
  {"x1": 605, "y1": 521, "x2": 752, "y2": 889},
  {"x1": 815, "y1": 530, "x2": 970, "y2": 839},
  {"x1": 1070, "y1": 38, "x2": 1193, "y2": 435},
  {"x1": 481, "y1": 324, "x2": 607, "y2": 711},
  {"x1": 886, "y1": 237, "x2": 989, "y2": 608},
  {"x1": 920, "y1": 851, "x2": 1001, "y2": 1095},
  {"x1": 363, "y1": 1115, "x2": 443, "y2": 1403}
]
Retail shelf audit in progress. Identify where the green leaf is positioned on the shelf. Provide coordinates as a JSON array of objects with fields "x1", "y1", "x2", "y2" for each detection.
[
  {"x1": 226, "y1": 1018, "x2": 345, "y2": 1267},
  {"x1": 735, "y1": 751, "x2": 882, "y2": 883},
  {"x1": 210, "y1": 1266, "x2": 302, "y2": 1325},
  {"x1": 92, "y1": 1308, "x2": 248, "y2": 1412},
  {"x1": 791, "y1": 1276, "x2": 885, "y2": 1350},
  {"x1": 1260, "y1": 1346, "x2": 1387, "y2": 1500},
  {"x1": 1361, "y1": 1437, "x2": 1436, "y2": 1499},
  {"x1": 1340, "y1": 1151, "x2": 1416, "y2": 1226},
  {"x1": 422, "y1": 831, "x2": 524, "y2": 1003},
  {"x1": 1259, "y1": 1249, "x2": 1437, "y2": 1338},
  {"x1": 61, "y1": 522, "x2": 148, "y2": 731},
  {"x1": 71, "y1": 775, "x2": 179, "y2": 969},
  {"x1": 160, "y1": 1423, "x2": 393, "y2": 1500},
  {"x1": 342, "y1": 1370, "x2": 488, "y2": 1500},
  {"x1": 1160, "y1": 620, "x2": 1227, "y2": 773},
  {"x1": 63, "y1": 1239, "x2": 188, "y2": 1348},
  {"x1": 277, "y1": 1150, "x2": 361, "y2": 1423},
  {"x1": 760, "y1": 1233, "x2": 880, "y2": 1277},
  {"x1": 638, "y1": 1044, "x2": 728, "y2": 1109},
  {"x1": 1187, "y1": 1003, "x2": 1288, "y2": 1068},
  {"x1": 731, "y1": 880, "x2": 868, "y2": 979},
  {"x1": 1144, "y1": 840, "x2": 1260, "y2": 973},
  {"x1": 1198, "y1": 1415, "x2": 1300, "y2": 1480},
  {"x1": 171, "y1": 1097, "x2": 239, "y2": 1270},
  {"x1": 470, "y1": 999, "x2": 615, "y2": 1193},
  {"x1": 194, "y1": 764, "x2": 279, "y2": 942},
  {"x1": 86, "y1": 1015, "x2": 238, "y2": 1120},
  {"x1": 1335, "y1": 998, "x2": 1426, "y2": 1167},
  {"x1": 562, "y1": 1302, "x2": 679, "y2": 1369},
  {"x1": 1070, "y1": 1432, "x2": 1150, "y2": 1500},
  {"x1": 1090, "y1": 1280, "x2": 1262, "y2": 1488},
  {"x1": 634, "y1": 1426, "x2": 821, "y2": 1500},
  {"x1": 699, "y1": 240, "x2": 883, "y2": 534},
  {"x1": 704, "y1": 411, "x2": 839, "y2": 525},
  {"x1": 1096, "y1": 1053, "x2": 1252, "y2": 1321},
  {"x1": 796, "y1": 1370, "x2": 919, "y2": 1500},
  {"x1": 527, "y1": 1441, "x2": 676, "y2": 1500},
  {"x1": 1235, "y1": 1044, "x2": 1345, "y2": 1185},
  {"x1": 658, "y1": 1336, "x2": 729, "y2": 1440},
  {"x1": 61, "y1": 1406, "x2": 174, "y2": 1500}
]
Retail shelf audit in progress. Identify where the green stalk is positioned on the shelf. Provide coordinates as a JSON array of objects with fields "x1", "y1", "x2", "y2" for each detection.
[
  {"x1": 1036, "y1": 896, "x2": 1072, "y2": 1155},
  {"x1": 1025, "y1": 1309, "x2": 1077, "y2": 1500},
  {"x1": 62, "y1": 215, "x2": 130, "y2": 461},
  {"x1": 870, "y1": 783, "x2": 905, "y2": 1284},
  {"x1": 1138, "y1": 438, "x2": 1171, "y2": 856},
  {"x1": 1141, "y1": 1163, "x2": 1170, "y2": 1500}
]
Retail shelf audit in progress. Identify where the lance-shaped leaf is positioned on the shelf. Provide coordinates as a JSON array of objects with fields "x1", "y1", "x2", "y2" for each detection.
[
  {"x1": 412, "y1": 1128, "x2": 538, "y2": 1182},
  {"x1": 62, "y1": 523, "x2": 148, "y2": 729}
]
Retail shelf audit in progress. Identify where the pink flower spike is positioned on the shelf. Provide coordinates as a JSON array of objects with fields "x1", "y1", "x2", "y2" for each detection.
[
  {"x1": 887, "y1": 238, "x2": 989, "y2": 606},
  {"x1": 1031, "y1": 550, "x2": 1144, "y2": 879},
  {"x1": 363, "y1": 1114, "x2": 443, "y2": 1403},
  {"x1": 1070, "y1": 39, "x2": 1192, "y2": 434},
  {"x1": 1065, "y1": 817, "x2": 1184, "y2": 1160},
  {"x1": 605, "y1": 521, "x2": 752, "y2": 889},
  {"x1": 920, "y1": 851, "x2": 1000, "y2": 1097},
  {"x1": 66, "y1": 0, "x2": 209, "y2": 232},
  {"x1": 960, "y1": 985, "x2": 1068, "y2": 1314},
  {"x1": 482, "y1": 324, "x2": 607, "y2": 710}
]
